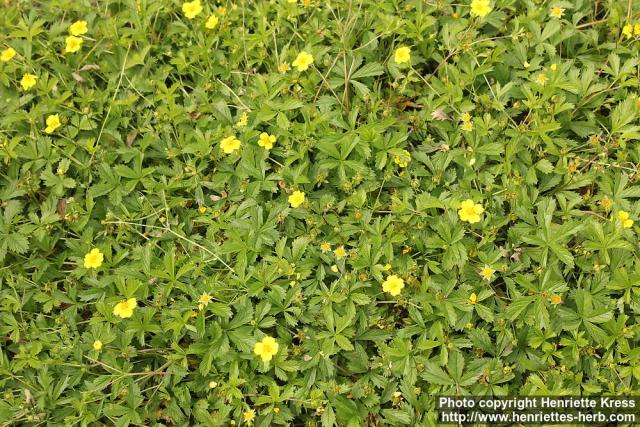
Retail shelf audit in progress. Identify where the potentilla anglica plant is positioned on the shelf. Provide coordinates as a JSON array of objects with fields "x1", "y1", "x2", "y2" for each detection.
[{"x1": 0, "y1": 0, "x2": 638, "y2": 425}]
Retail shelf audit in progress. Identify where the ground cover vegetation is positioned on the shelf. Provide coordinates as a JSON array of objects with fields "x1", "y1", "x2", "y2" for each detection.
[{"x1": 1, "y1": 0, "x2": 640, "y2": 425}]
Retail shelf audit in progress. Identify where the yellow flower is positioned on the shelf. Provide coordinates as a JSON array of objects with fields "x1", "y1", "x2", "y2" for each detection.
[
  {"x1": 382, "y1": 274, "x2": 405, "y2": 296},
  {"x1": 217, "y1": 6, "x2": 226, "y2": 15},
  {"x1": 600, "y1": 198, "x2": 612, "y2": 211},
  {"x1": 288, "y1": 190, "x2": 305, "y2": 208},
  {"x1": 205, "y1": 15, "x2": 219, "y2": 29},
  {"x1": 44, "y1": 114, "x2": 62, "y2": 134},
  {"x1": 550, "y1": 63, "x2": 557, "y2": 71},
  {"x1": 113, "y1": 298, "x2": 137, "y2": 318},
  {"x1": 93, "y1": 340, "x2": 103, "y2": 351},
  {"x1": 209, "y1": 381, "x2": 218, "y2": 388},
  {"x1": 461, "y1": 112, "x2": 472, "y2": 122},
  {"x1": 550, "y1": 7, "x2": 564, "y2": 18},
  {"x1": 617, "y1": 210, "x2": 634, "y2": 228},
  {"x1": 393, "y1": 149, "x2": 411, "y2": 167},
  {"x1": 468, "y1": 293, "x2": 477, "y2": 305},
  {"x1": 199, "y1": 293, "x2": 212, "y2": 306},
  {"x1": 84, "y1": 248, "x2": 104, "y2": 269},
  {"x1": 622, "y1": 24, "x2": 633, "y2": 38},
  {"x1": 220, "y1": 136, "x2": 241, "y2": 154},
  {"x1": 461, "y1": 121, "x2": 473, "y2": 132},
  {"x1": 235, "y1": 111, "x2": 248, "y2": 128},
  {"x1": 69, "y1": 20, "x2": 88, "y2": 36},
  {"x1": 383, "y1": 263, "x2": 392, "y2": 271},
  {"x1": 394, "y1": 46, "x2": 411, "y2": 64},
  {"x1": 330, "y1": 264, "x2": 339, "y2": 272},
  {"x1": 198, "y1": 206, "x2": 207, "y2": 214},
  {"x1": 334, "y1": 246, "x2": 346, "y2": 258},
  {"x1": 536, "y1": 73, "x2": 548, "y2": 85},
  {"x1": 480, "y1": 265, "x2": 495, "y2": 280},
  {"x1": 65, "y1": 36, "x2": 83, "y2": 54},
  {"x1": 273, "y1": 407, "x2": 280, "y2": 414},
  {"x1": 243, "y1": 410, "x2": 256, "y2": 423},
  {"x1": 320, "y1": 242, "x2": 331, "y2": 253},
  {"x1": 470, "y1": 0, "x2": 492, "y2": 18},
  {"x1": 635, "y1": 23, "x2": 640, "y2": 35},
  {"x1": 458, "y1": 199, "x2": 484, "y2": 223},
  {"x1": 550, "y1": 294, "x2": 562, "y2": 305},
  {"x1": 20, "y1": 73, "x2": 37, "y2": 90},
  {"x1": 292, "y1": 51, "x2": 314, "y2": 71},
  {"x1": 254, "y1": 336, "x2": 279, "y2": 362},
  {"x1": 182, "y1": 0, "x2": 203, "y2": 19},
  {"x1": 258, "y1": 132, "x2": 276, "y2": 150},
  {"x1": 278, "y1": 62, "x2": 290, "y2": 73},
  {"x1": 0, "y1": 47, "x2": 16, "y2": 62}
]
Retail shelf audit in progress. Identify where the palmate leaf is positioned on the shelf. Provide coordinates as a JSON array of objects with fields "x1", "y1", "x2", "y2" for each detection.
[
  {"x1": 0, "y1": 232, "x2": 29, "y2": 262},
  {"x1": 3, "y1": 200, "x2": 22, "y2": 223},
  {"x1": 4, "y1": 232, "x2": 29, "y2": 254},
  {"x1": 421, "y1": 362, "x2": 452, "y2": 385},
  {"x1": 505, "y1": 296, "x2": 537, "y2": 321}
]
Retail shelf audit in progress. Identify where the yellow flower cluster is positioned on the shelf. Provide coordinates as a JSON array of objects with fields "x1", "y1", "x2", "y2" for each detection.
[
  {"x1": 65, "y1": 20, "x2": 88, "y2": 54},
  {"x1": 461, "y1": 112, "x2": 473, "y2": 132},
  {"x1": 615, "y1": 210, "x2": 634, "y2": 229},
  {"x1": 219, "y1": 131, "x2": 278, "y2": 153},
  {"x1": 393, "y1": 149, "x2": 411, "y2": 167},
  {"x1": 622, "y1": 22, "x2": 640, "y2": 38},
  {"x1": 181, "y1": 0, "x2": 222, "y2": 30},
  {"x1": 235, "y1": 111, "x2": 248, "y2": 128}
]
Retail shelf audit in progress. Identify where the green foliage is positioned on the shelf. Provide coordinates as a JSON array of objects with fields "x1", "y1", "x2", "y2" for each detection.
[{"x1": 1, "y1": 0, "x2": 640, "y2": 425}]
